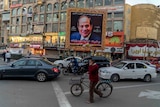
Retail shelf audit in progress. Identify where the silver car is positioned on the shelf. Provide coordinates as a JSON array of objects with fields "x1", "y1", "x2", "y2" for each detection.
[{"x1": 98, "y1": 60, "x2": 157, "y2": 82}]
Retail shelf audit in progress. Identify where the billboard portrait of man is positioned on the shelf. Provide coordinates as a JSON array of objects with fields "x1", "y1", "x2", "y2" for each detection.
[{"x1": 70, "y1": 12, "x2": 103, "y2": 45}]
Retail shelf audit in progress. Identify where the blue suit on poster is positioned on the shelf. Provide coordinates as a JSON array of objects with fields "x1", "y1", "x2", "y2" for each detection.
[{"x1": 70, "y1": 32, "x2": 101, "y2": 42}]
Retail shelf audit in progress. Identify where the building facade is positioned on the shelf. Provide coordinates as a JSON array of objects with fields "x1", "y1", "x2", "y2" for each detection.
[{"x1": 1, "y1": 0, "x2": 159, "y2": 60}]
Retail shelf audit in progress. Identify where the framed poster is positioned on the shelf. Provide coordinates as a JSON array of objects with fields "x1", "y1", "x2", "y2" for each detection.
[{"x1": 65, "y1": 8, "x2": 107, "y2": 51}]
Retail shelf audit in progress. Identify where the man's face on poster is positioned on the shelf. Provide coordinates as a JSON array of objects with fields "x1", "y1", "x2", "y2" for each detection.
[{"x1": 77, "y1": 16, "x2": 93, "y2": 38}]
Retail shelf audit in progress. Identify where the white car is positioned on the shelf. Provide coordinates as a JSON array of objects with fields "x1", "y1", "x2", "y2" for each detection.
[
  {"x1": 53, "y1": 56, "x2": 82, "y2": 68},
  {"x1": 98, "y1": 60, "x2": 157, "y2": 82}
]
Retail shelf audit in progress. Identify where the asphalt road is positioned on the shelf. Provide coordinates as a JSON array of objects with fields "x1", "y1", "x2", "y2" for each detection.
[{"x1": 0, "y1": 59, "x2": 160, "y2": 107}]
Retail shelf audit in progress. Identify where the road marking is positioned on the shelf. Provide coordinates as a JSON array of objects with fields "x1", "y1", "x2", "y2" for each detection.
[
  {"x1": 52, "y1": 81, "x2": 72, "y2": 107},
  {"x1": 64, "y1": 83, "x2": 160, "y2": 95},
  {"x1": 139, "y1": 90, "x2": 160, "y2": 100}
]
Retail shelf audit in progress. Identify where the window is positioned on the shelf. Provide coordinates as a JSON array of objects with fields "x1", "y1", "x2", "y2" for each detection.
[
  {"x1": 11, "y1": 26, "x2": 16, "y2": 33},
  {"x1": 61, "y1": 1, "x2": 67, "y2": 10},
  {"x1": 28, "y1": 6, "x2": 32, "y2": 14},
  {"x1": 27, "y1": 60, "x2": 36, "y2": 66},
  {"x1": 22, "y1": 25, "x2": 26, "y2": 33},
  {"x1": 13, "y1": 60, "x2": 26, "y2": 66},
  {"x1": 46, "y1": 24, "x2": 52, "y2": 32},
  {"x1": 107, "y1": 21, "x2": 112, "y2": 31},
  {"x1": 47, "y1": 4, "x2": 52, "y2": 12},
  {"x1": 22, "y1": 7, "x2": 27, "y2": 15},
  {"x1": 46, "y1": 13, "x2": 52, "y2": 22},
  {"x1": 105, "y1": 0, "x2": 112, "y2": 5},
  {"x1": 16, "y1": 17, "x2": 20, "y2": 24},
  {"x1": 108, "y1": 13, "x2": 112, "y2": 18},
  {"x1": 23, "y1": 0, "x2": 27, "y2": 4},
  {"x1": 40, "y1": 5, "x2": 45, "y2": 13},
  {"x1": 39, "y1": 14, "x2": 44, "y2": 22},
  {"x1": 95, "y1": 0, "x2": 103, "y2": 6},
  {"x1": 53, "y1": 13, "x2": 59, "y2": 22},
  {"x1": 27, "y1": 24, "x2": 32, "y2": 32},
  {"x1": 77, "y1": 0, "x2": 84, "y2": 8},
  {"x1": 113, "y1": 20, "x2": 123, "y2": 31},
  {"x1": 16, "y1": 26, "x2": 20, "y2": 33},
  {"x1": 54, "y1": 2, "x2": 59, "y2": 11},
  {"x1": 17, "y1": 0, "x2": 21, "y2": 4},
  {"x1": 60, "y1": 23, "x2": 66, "y2": 32},
  {"x1": 17, "y1": 8, "x2": 21, "y2": 15},
  {"x1": 29, "y1": 0, "x2": 34, "y2": 3},
  {"x1": 12, "y1": 9, "x2": 17, "y2": 16},
  {"x1": 11, "y1": 17, "x2": 16, "y2": 25},
  {"x1": 126, "y1": 63, "x2": 134, "y2": 69},
  {"x1": 86, "y1": 0, "x2": 93, "y2": 8},
  {"x1": 22, "y1": 16, "x2": 26, "y2": 23},
  {"x1": 52, "y1": 23, "x2": 58, "y2": 32},
  {"x1": 60, "y1": 12, "x2": 66, "y2": 22},
  {"x1": 136, "y1": 63, "x2": 146, "y2": 69},
  {"x1": 114, "y1": 12, "x2": 123, "y2": 18},
  {"x1": 69, "y1": 0, "x2": 75, "y2": 7},
  {"x1": 33, "y1": 14, "x2": 38, "y2": 22},
  {"x1": 114, "y1": 0, "x2": 124, "y2": 5}
]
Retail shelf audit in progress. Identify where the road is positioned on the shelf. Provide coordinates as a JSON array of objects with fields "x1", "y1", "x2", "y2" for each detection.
[{"x1": 0, "y1": 59, "x2": 160, "y2": 107}]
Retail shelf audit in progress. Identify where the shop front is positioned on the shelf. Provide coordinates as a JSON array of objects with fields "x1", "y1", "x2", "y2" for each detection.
[
  {"x1": 126, "y1": 43, "x2": 160, "y2": 60},
  {"x1": 100, "y1": 31, "x2": 125, "y2": 60}
]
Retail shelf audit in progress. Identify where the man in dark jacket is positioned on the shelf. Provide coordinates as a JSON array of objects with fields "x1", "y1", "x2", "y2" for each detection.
[
  {"x1": 2, "y1": 50, "x2": 6, "y2": 62},
  {"x1": 87, "y1": 58, "x2": 102, "y2": 103}
]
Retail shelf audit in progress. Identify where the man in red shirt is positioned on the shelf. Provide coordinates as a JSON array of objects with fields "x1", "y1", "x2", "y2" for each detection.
[{"x1": 87, "y1": 58, "x2": 102, "y2": 103}]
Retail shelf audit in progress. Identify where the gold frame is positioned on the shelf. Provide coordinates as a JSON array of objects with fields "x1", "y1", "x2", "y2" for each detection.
[{"x1": 65, "y1": 8, "x2": 107, "y2": 51}]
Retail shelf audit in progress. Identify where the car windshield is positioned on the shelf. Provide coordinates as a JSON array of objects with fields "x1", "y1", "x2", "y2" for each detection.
[{"x1": 113, "y1": 62, "x2": 127, "y2": 68}]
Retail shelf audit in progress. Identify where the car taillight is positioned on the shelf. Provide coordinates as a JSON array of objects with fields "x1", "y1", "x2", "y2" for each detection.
[{"x1": 52, "y1": 68, "x2": 59, "y2": 73}]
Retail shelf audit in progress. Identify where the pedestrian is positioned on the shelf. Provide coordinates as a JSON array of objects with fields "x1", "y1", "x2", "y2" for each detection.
[
  {"x1": 2, "y1": 50, "x2": 6, "y2": 62},
  {"x1": 86, "y1": 58, "x2": 102, "y2": 104},
  {"x1": 70, "y1": 56, "x2": 79, "y2": 74},
  {"x1": 5, "y1": 50, "x2": 11, "y2": 63}
]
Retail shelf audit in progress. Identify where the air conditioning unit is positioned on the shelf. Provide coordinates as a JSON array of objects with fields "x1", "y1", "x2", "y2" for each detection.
[{"x1": 36, "y1": 0, "x2": 45, "y2": 5}]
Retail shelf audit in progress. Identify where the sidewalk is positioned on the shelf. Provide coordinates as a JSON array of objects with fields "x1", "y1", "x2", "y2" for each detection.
[{"x1": 0, "y1": 58, "x2": 15, "y2": 65}]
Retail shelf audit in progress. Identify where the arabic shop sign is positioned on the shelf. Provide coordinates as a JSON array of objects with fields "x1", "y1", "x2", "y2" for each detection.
[{"x1": 128, "y1": 45, "x2": 160, "y2": 57}]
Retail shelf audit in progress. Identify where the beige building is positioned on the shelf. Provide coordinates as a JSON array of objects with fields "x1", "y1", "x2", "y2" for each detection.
[{"x1": 0, "y1": 0, "x2": 160, "y2": 59}]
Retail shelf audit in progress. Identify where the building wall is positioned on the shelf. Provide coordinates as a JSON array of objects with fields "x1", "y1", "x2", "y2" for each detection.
[
  {"x1": 124, "y1": 4, "x2": 131, "y2": 42},
  {"x1": 130, "y1": 4, "x2": 160, "y2": 40}
]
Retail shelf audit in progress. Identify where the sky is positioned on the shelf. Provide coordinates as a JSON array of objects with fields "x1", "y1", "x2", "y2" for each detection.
[{"x1": 126, "y1": 0, "x2": 160, "y2": 6}]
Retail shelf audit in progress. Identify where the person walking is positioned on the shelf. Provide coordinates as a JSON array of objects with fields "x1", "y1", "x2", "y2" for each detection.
[
  {"x1": 5, "y1": 51, "x2": 11, "y2": 63},
  {"x1": 2, "y1": 50, "x2": 6, "y2": 62},
  {"x1": 86, "y1": 58, "x2": 102, "y2": 104}
]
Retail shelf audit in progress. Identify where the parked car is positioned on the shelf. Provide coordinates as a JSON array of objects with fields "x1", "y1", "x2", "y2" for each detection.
[
  {"x1": 148, "y1": 57, "x2": 160, "y2": 72},
  {"x1": 98, "y1": 60, "x2": 157, "y2": 82},
  {"x1": 53, "y1": 56, "x2": 82, "y2": 68},
  {"x1": 82, "y1": 56, "x2": 110, "y2": 68},
  {"x1": 0, "y1": 57, "x2": 60, "y2": 82}
]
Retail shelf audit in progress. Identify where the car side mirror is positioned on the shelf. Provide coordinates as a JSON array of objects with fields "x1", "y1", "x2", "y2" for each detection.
[
  {"x1": 123, "y1": 67, "x2": 128, "y2": 70},
  {"x1": 10, "y1": 64, "x2": 15, "y2": 67}
]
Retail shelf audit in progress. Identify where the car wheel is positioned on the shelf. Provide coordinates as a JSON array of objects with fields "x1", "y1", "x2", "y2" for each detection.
[
  {"x1": 143, "y1": 74, "x2": 151, "y2": 82},
  {"x1": 111, "y1": 74, "x2": 119, "y2": 82},
  {"x1": 36, "y1": 72, "x2": 47, "y2": 82}
]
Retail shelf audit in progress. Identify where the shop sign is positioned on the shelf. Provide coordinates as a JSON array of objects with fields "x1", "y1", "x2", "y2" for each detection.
[
  {"x1": 106, "y1": 32, "x2": 113, "y2": 37},
  {"x1": 30, "y1": 45, "x2": 41, "y2": 49},
  {"x1": 103, "y1": 47, "x2": 124, "y2": 53},
  {"x1": 128, "y1": 45, "x2": 160, "y2": 57}
]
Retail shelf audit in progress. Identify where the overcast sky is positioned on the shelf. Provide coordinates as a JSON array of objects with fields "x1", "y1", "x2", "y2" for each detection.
[{"x1": 126, "y1": 0, "x2": 160, "y2": 6}]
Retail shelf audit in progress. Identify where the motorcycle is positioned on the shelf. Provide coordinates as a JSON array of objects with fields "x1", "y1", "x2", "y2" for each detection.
[{"x1": 62, "y1": 62, "x2": 88, "y2": 75}]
